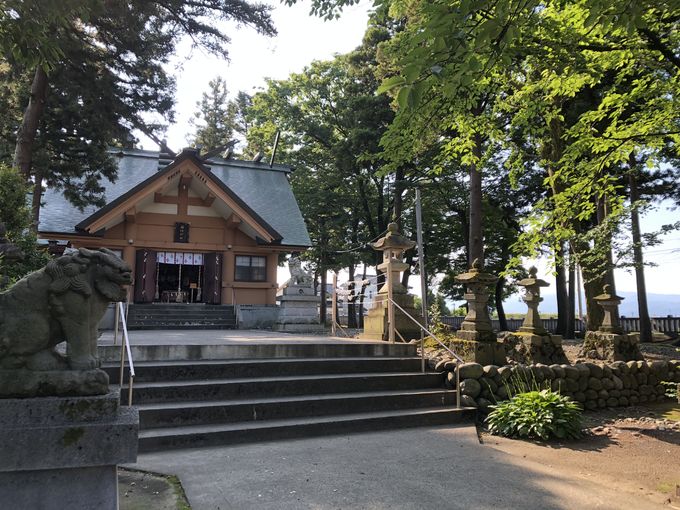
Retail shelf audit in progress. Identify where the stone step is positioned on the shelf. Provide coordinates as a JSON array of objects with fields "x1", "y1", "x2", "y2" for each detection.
[
  {"x1": 127, "y1": 323, "x2": 236, "y2": 331},
  {"x1": 127, "y1": 318, "x2": 236, "y2": 326},
  {"x1": 126, "y1": 304, "x2": 237, "y2": 330},
  {"x1": 103, "y1": 357, "x2": 423, "y2": 382},
  {"x1": 136, "y1": 389, "x2": 457, "y2": 428},
  {"x1": 98, "y1": 342, "x2": 417, "y2": 363},
  {"x1": 128, "y1": 372, "x2": 445, "y2": 404},
  {"x1": 137, "y1": 407, "x2": 475, "y2": 451},
  {"x1": 127, "y1": 313, "x2": 236, "y2": 320}
]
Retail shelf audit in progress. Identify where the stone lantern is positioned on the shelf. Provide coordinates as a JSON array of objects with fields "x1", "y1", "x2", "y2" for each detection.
[
  {"x1": 361, "y1": 223, "x2": 422, "y2": 342},
  {"x1": 452, "y1": 259, "x2": 506, "y2": 365},
  {"x1": 504, "y1": 266, "x2": 568, "y2": 364},
  {"x1": 371, "y1": 223, "x2": 415, "y2": 296},
  {"x1": 580, "y1": 283, "x2": 643, "y2": 361},
  {"x1": 454, "y1": 259, "x2": 497, "y2": 342},
  {"x1": 594, "y1": 284, "x2": 623, "y2": 334},
  {"x1": 517, "y1": 266, "x2": 549, "y2": 335}
]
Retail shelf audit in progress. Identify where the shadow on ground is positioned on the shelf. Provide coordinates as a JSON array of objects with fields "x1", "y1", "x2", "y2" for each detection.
[{"x1": 129, "y1": 424, "x2": 661, "y2": 510}]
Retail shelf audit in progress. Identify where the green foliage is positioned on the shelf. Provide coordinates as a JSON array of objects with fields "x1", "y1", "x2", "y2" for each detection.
[
  {"x1": 0, "y1": 164, "x2": 50, "y2": 286},
  {"x1": 1, "y1": 0, "x2": 276, "y2": 211},
  {"x1": 661, "y1": 382, "x2": 679, "y2": 401},
  {"x1": 245, "y1": 39, "x2": 403, "y2": 275},
  {"x1": 486, "y1": 389, "x2": 583, "y2": 440},
  {"x1": 0, "y1": 163, "x2": 30, "y2": 233}
]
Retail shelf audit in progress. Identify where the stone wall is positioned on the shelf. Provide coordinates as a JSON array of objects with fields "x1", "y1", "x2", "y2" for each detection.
[
  {"x1": 236, "y1": 304, "x2": 280, "y2": 329},
  {"x1": 442, "y1": 360, "x2": 680, "y2": 411}
]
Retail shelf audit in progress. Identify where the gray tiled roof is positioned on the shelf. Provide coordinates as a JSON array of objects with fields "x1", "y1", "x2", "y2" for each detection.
[{"x1": 38, "y1": 148, "x2": 311, "y2": 247}]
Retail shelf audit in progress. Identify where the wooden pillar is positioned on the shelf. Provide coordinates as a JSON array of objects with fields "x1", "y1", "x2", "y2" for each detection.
[
  {"x1": 123, "y1": 245, "x2": 136, "y2": 301},
  {"x1": 266, "y1": 253, "x2": 278, "y2": 305},
  {"x1": 222, "y1": 250, "x2": 234, "y2": 304}
]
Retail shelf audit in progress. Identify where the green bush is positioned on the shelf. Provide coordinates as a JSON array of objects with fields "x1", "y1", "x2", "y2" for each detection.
[{"x1": 486, "y1": 389, "x2": 583, "y2": 440}]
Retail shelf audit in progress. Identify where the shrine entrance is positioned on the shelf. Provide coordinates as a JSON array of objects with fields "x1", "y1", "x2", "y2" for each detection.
[
  {"x1": 157, "y1": 262, "x2": 203, "y2": 303},
  {"x1": 134, "y1": 250, "x2": 222, "y2": 304}
]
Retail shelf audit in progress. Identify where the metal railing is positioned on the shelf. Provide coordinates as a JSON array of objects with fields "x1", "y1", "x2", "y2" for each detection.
[
  {"x1": 114, "y1": 301, "x2": 135, "y2": 406},
  {"x1": 387, "y1": 297, "x2": 464, "y2": 409}
]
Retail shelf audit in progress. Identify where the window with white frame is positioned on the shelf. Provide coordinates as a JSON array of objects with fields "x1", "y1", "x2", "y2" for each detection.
[{"x1": 235, "y1": 255, "x2": 267, "y2": 281}]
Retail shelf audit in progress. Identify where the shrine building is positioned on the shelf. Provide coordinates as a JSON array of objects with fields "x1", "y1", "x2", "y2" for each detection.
[{"x1": 37, "y1": 147, "x2": 311, "y2": 307}]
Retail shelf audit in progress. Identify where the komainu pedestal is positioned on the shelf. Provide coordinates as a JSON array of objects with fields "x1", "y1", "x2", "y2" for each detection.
[
  {"x1": 0, "y1": 390, "x2": 138, "y2": 510},
  {"x1": 580, "y1": 284, "x2": 643, "y2": 362},
  {"x1": 274, "y1": 284, "x2": 323, "y2": 333},
  {"x1": 274, "y1": 256, "x2": 323, "y2": 333}
]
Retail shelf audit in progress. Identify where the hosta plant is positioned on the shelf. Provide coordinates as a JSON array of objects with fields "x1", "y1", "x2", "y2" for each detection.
[{"x1": 486, "y1": 389, "x2": 583, "y2": 440}]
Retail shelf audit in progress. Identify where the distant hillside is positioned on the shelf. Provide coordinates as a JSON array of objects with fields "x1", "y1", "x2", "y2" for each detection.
[{"x1": 501, "y1": 291, "x2": 680, "y2": 317}]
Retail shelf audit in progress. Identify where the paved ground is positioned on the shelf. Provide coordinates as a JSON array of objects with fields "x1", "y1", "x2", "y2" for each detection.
[
  {"x1": 99, "y1": 329, "x2": 362, "y2": 346},
  {"x1": 128, "y1": 424, "x2": 664, "y2": 510}
]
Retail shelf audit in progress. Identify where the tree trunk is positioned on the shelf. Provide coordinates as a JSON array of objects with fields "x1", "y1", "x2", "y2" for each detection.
[
  {"x1": 567, "y1": 253, "x2": 575, "y2": 339},
  {"x1": 468, "y1": 135, "x2": 484, "y2": 266},
  {"x1": 495, "y1": 276, "x2": 508, "y2": 331},
  {"x1": 14, "y1": 67, "x2": 48, "y2": 182},
  {"x1": 628, "y1": 171, "x2": 652, "y2": 342},
  {"x1": 401, "y1": 251, "x2": 414, "y2": 288},
  {"x1": 319, "y1": 262, "x2": 327, "y2": 325},
  {"x1": 347, "y1": 265, "x2": 357, "y2": 329},
  {"x1": 554, "y1": 243, "x2": 569, "y2": 336},
  {"x1": 393, "y1": 167, "x2": 405, "y2": 228},
  {"x1": 583, "y1": 273, "x2": 606, "y2": 331}
]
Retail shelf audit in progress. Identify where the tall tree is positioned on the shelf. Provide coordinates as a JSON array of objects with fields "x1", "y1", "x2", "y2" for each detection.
[
  {"x1": 2, "y1": 0, "x2": 275, "y2": 221},
  {"x1": 191, "y1": 76, "x2": 237, "y2": 152}
]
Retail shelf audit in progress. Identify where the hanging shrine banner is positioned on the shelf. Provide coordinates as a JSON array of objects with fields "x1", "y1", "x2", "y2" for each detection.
[{"x1": 156, "y1": 251, "x2": 205, "y2": 266}]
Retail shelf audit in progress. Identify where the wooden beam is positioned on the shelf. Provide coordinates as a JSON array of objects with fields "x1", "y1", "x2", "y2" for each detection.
[
  {"x1": 154, "y1": 192, "x2": 179, "y2": 204},
  {"x1": 226, "y1": 214, "x2": 242, "y2": 228}
]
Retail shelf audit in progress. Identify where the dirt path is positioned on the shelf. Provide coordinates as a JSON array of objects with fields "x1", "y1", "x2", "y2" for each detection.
[{"x1": 482, "y1": 402, "x2": 680, "y2": 509}]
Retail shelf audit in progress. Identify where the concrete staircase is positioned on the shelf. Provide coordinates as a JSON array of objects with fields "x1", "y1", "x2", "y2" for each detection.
[
  {"x1": 126, "y1": 304, "x2": 236, "y2": 330},
  {"x1": 101, "y1": 342, "x2": 474, "y2": 452}
]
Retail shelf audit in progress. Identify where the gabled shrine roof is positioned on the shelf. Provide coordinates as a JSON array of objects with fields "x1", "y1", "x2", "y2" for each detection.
[{"x1": 38, "y1": 147, "x2": 312, "y2": 247}]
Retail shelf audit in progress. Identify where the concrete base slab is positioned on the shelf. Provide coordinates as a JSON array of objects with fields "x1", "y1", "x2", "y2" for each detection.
[
  {"x1": 1, "y1": 465, "x2": 118, "y2": 510},
  {"x1": 128, "y1": 424, "x2": 661, "y2": 510}
]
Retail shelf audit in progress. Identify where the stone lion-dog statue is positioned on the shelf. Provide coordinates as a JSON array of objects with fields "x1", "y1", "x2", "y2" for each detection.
[
  {"x1": 0, "y1": 248, "x2": 131, "y2": 395},
  {"x1": 283, "y1": 255, "x2": 313, "y2": 287}
]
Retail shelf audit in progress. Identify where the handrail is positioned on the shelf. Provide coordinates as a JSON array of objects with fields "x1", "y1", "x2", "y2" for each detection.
[
  {"x1": 386, "y1": 296, "x2": 463, "y2": 409},
  {"x1": 117, "y1": 301, "x2": 135, "y2": 406}
]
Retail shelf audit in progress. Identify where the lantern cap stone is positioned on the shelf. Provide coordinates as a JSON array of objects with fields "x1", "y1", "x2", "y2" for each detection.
[
  {"x1": 517, "y1": 266, "x2": 549, "y2": 288},
  {"x1": 594, "y1": 284, "x2": 623, "y2": 302},
  {"x1": 369, "y1": 222, "x2": 416, "y2": 251},
  {"x1": 455, "y1": 258, "x2": 497, "y2": 284}
]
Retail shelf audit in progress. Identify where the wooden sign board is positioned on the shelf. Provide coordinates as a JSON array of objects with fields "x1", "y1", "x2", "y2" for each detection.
[{"x1": 174, "y1": 222, "x2": 190, "y2": 243}]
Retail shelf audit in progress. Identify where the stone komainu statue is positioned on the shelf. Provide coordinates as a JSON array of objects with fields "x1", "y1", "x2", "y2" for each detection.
[
  {"x1": 285, "y1": 255, "x2": 313, "y2": 287},
  {"x1": 0, "y1": 248, "x2": 132, "y2": 372}
]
